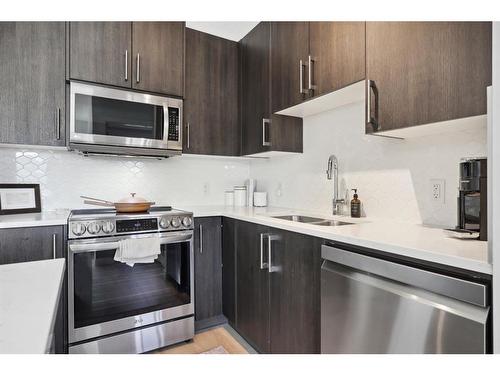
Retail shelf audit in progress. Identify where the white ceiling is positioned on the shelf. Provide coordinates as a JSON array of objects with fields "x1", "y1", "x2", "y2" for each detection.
[{"x1": 186, "y1": 22, "x2": 259, "y2": 41}]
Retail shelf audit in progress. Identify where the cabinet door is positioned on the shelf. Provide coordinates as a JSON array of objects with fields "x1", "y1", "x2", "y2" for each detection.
[
  {"x1": 269, "y1": 229, "x2": 322, "y2": 353},
  {"x1": 132, "y1": 22, "x2": 184, "y2": 96},
  {"x1": 309, "y1": 22, "x2": 365, "y2": 96},
  {"x1": 0, "y1": 226, "x2": 64, "y2": 265},
  {"x1": 194, "y1": 217, "x2": 223, "y2": 327},
  {"x1": 184, "y1": 29, "x2": 240, "y2": 156},
  {"x1": 241, "y1": 22, "x2": 271, "y2": 155},
  {"x1": 366, "y1": 22, "x2": 492, "y2": 133},
  {"x1": 0, "y1": 22, "x2": 66, "y2": 146},
  {"x1": 235, "y1": 220, "x2": 270, "y2": 353},
  {"x1": 69, "y1": 22, "x2": 132, "y2": 88},
  {"x1": 222, "y1": 217, "x2": 237, "y2": 325},
  {"x1": 271, "y1": 22, "x2": 310, "y2": 112}
]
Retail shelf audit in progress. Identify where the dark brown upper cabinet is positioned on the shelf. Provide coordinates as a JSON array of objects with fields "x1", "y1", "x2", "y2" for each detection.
[
  {"x1": 241, "y1": 22, "x2": 303, "y2": 156},
  {"x1": 271, "y1": 22, "x2": 310, "y2": 113},
  {"x1": 366, "y1": 22, "x2": 492, "y2": 133},
  {"x1": 132, "y1": 22, "x2": 184, "y2": 97},
  {"x1": 70, "y1": 22, "x2": 184, "y2": 96},
  {"x1": 308, "y1": 22, "x2": 365, "y2": 97},
  {"x1": 271, "y1": 22, "x2": 366, "y2": 113},
  {"x1": 0, "y1": 22, "x2": 66, "y2": 146},
  {"x1": 70, "y1": 22, "x2": 132, "y2": 89},
  {"x1": 184, "y1": 28, "x2": 240, "y2": 156}
]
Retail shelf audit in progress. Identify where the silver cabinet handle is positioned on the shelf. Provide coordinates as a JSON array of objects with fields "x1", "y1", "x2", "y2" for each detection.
[
  {"x1": 124, "y1": 49, "x2": 128, "y2": 81},
  {"x1": 186, "y1": 122, "x2": 190, "y2": 149},
  {"x1": 308, "y1": 55, "x2": 316, "y2": 91},
  {"x1": 136, "y1": 53, "x2": 140, "y2": 83},
  {"x1": 262, "y1": 118, "x2": 270, "y2": 146},
  {"x1": 52, "y1": 234, "x2": 57, "y2": 259},
  {"x1": 267, "y1": 234, "x2": 281, "y2": 273},
  {"x1": 366, "y1": 79, "x2": 380, "y2": 132},
  {"x1": 259, "y1": 233, "x2": 268, "y2": 270},
  {"x1": 366, "y1": 80, "x2": 371, "y2": 125},
  {"x1": 199, "y1": 224, "x2": 203, "y2": 254},
  {"x1": 299, "y1": 59, "x2": 306, "y2": 95},
  {"x1": 54, "y1": 108, "x2": 61, "y2": 140}
]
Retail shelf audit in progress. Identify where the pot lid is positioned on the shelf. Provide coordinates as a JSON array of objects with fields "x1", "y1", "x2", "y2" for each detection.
[{"x1": 117, "y1": 193, "x2": 149, "y2": 204}]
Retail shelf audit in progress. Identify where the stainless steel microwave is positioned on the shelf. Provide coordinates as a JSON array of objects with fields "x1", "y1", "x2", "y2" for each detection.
[{"x1": 69, "y1": 82, "x2": 182, "y2": 158}]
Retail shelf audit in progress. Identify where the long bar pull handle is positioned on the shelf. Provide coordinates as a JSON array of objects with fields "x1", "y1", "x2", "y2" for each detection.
[
  {"x1": 260, "y1": 233, "x2": 268, "y2": 270},
  {"x1": 262, "y1": 118, "x2": 270, "y2": 146},
  {"x1": 299, "y1": 60, "x2": 307, "y2": 95},
  {"x1": 366, "y1": 80, "x2": 380, "y2": 132},
  {"x1": 308, "y1": 55, "x2": 316, "y2": 91},
  {"x1": 186, "y1": 122, "x2": 190, "y2": 149},
  {"x1": 52, "y1": 234, "x2": 57, "y2": 259},
  {"x1": 136, "y1": 53, "x2": 140, "y2": 83},
  {"x1": 54, "y1": 108, "x2": 61, "y2": 140},
  {"x1": 124, "y1": 49, "x2": 128, "y2": 81},
  {"x1": 199, "y1": 224, "x2": 203, "y2": 254}
]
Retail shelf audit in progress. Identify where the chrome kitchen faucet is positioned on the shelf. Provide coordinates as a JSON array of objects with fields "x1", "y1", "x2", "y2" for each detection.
[{"x1": 326, "y1": 154, "x2": 345, "y2": 215}]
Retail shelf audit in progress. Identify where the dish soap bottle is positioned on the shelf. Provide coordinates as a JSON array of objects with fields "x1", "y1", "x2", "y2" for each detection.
[{"x1": 351, "y1": 189, "x2": 361, "y2": 218}]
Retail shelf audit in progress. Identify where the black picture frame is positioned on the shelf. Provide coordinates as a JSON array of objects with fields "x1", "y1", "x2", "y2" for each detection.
[{"x1": 0, "y1": 184, "x2": 42, "y2": 215}]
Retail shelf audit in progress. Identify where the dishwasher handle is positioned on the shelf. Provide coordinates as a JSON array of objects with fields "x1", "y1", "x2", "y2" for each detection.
[{"x1": 321, "y1": 244, "x2": 488, "y2": 307}]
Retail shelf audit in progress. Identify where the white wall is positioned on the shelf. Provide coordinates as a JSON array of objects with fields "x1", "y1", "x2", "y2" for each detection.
[
  {"x1": 250, "y1": 101, "x2": 487, "y2": 227},
  {"x1": 0, "y1": 148, "x2": 250, "y2": 210}
]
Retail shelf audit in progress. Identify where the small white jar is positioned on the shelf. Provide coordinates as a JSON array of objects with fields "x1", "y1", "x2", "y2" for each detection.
[
  {"x1": 234, "y1": 186, "x2": 248, "y2": 207},
  {"x1": 224, "y1": 190, "x2": 234, "y2": 206},
  {"x1": 253, "y1": 192, "x2": 268, "y2": 207}
]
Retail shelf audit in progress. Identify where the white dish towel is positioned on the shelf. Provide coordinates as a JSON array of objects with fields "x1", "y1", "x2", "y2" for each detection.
[{"x1": 114, "y1": 237, "x2": 161, "y2": 267}]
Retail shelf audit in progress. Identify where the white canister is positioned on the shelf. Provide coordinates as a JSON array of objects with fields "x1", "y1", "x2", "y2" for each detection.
[
  {"x1": 224, "y1": 190, "x2": 234, "y2": 206},
  {"x1": 234, "y1": 186, "x2": 248, "y2": 207},
  {"x1": 253, "y1": 192, "x2": 268, "y2": 207}
]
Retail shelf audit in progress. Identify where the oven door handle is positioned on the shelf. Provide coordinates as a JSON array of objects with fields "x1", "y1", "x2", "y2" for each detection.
[{"x1": 69, "y1": 232, "x2": 193, "y2": 253}]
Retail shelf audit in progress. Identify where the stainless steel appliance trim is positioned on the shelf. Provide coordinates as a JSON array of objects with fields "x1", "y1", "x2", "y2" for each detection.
[
  {"x1": 69, "y1": 81, "x2": 183, "y2": 152},
  {"x1": 136, "y1": 53, "x2": 140, "y2": 83},
  {"x1": 124, "y1": 49, "x2": 128, "y2": 81},
  {"x1": 308, "y1": 55, "x2": 316, "y2": 91},
  {"x1": 262, "y1": 118, "x2": 270, "y2": 146},
  {"x1": 52, "y1": 233, "x2": 57, "y2": 259},
  {"x1": 69, "y1": 316, "x2": 194, "y2": 354},
  {"x1": 321, "y1": 244, "x2": 488, "y2": 307},
  {"x1": 68, "y1": 230, "x2": 194, "y2": 343},
  {"x1": 259, "y1": 233, "x2": 268, "y2": 270},
  {"x1": 199, "y1": 224, "x2": 203, "y2": 254}
]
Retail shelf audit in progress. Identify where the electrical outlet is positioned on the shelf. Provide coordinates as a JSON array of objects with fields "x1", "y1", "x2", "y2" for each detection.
[
  {"x1": 430, "y1": 179, "x2": 445, "y2": 204},
  {"x1": 203, "y1": 183, "x2": 210, "y2": 195}
]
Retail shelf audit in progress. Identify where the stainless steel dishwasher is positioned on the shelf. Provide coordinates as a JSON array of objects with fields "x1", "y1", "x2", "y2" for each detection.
[{"x1": 321, "y1": 244, "x2": 490, "y2": 354}]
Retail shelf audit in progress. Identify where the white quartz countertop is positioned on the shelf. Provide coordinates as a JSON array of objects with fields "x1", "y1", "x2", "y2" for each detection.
[
  {"x1": 0, "y1": 210, "x2": 69, "y2": 229},
  {"x1": 0, "y1": 258, "x2": 65, "y2": 354},
  {"x1": 179, "y1": 205, "x2": 491, "y2": 275}
]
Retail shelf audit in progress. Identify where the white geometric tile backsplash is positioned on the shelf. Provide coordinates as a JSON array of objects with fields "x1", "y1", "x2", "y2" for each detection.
[
  {"x1": 0, "y1": 148, "x2": 251, "y2": 210},
  {"x1": 0, "y1": 100, "x2": 487, "y2": 227}
]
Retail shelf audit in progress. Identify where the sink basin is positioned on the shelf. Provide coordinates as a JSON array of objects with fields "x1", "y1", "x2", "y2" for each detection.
[
  {"x1": 271, "y1": 215, "x2": 355, "y2": 226},
  {"x1": 272, "y1": 215, "x2": 325, "y2": 223},
  {"x1": 312, "y1": 220, "x2": 354, "y2": 226}
]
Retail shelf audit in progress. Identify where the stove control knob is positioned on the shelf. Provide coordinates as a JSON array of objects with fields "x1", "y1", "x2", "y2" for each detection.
[
  {"x1": 171, "y1": 217, "x2": 181, "y2": 228},
  {"x1": 182, "y1": 217, "x2": 192, "y2": 228},
  {"x1": 102, "y1": 221, "x2": 115, "y2": 234},
  {"x1": 159, "y1": 217, "x2": 170, "y2": 229},
  {"x1": 87, "y1": 222, "x2": 101, "y2": 235},
  {"x1": 72, "y1": 222, "x2": 87, "y2": 236}
]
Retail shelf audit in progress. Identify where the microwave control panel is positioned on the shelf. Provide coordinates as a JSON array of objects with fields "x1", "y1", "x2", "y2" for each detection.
[{"x1": 167, "y1": 107, "x2": 180, "y2": 142}]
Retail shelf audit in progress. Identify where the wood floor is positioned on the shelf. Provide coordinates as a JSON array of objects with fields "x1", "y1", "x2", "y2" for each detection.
[{"x1": 155, "y1": 326, "x2": 249, "y2": 354}]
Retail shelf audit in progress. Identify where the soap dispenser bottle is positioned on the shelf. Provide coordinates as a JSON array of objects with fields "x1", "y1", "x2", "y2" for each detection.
[{"x1": 350, "y1": 189, "x2": 361, "y2": 218}]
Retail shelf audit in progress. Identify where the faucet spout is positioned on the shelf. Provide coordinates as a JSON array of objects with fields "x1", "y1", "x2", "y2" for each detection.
[{"x1": 326, "y1": 154, "x2": 344, "y2": 215}]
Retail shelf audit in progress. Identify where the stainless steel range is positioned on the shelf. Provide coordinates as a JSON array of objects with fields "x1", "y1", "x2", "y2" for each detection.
[{"x1": 67, "y1": 206, "x2": 194, "y2": 354}]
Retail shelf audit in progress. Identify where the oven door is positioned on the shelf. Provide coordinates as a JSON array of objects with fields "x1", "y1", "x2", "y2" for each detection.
[
  {"x1": 69, "y1": 81, "x2": 182, "y2": 151},
  {"x1": 67, "y1": 231, "x2": 194, "y2": 344}
]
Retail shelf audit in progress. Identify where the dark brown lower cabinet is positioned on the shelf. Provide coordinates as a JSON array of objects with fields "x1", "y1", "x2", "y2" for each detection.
[
  {"x1": 194, "y1": 217, "x2": 225, "y2": 330},
  {"x1": 222, "y1": 217, "x2": 237, "y2": 326},
  {"x1": 0, "y1": 225, "x2": 66, "y2": 353},
  {"x1": 232, "y1": 220, "x2": 321, "y2": 354}
]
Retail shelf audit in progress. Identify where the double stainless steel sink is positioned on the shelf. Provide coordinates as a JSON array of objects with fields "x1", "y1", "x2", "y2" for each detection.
[{"x1": 271, "y1": 215, "x2": 354, "y2": 227}]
